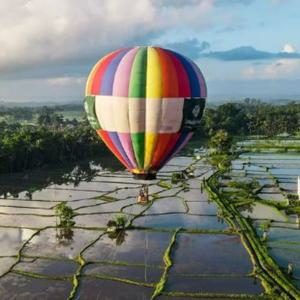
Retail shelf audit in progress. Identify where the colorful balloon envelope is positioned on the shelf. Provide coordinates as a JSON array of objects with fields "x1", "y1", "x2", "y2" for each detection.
[{"x1": 84, "y1": 46, "x2": 207, "y2": 179}]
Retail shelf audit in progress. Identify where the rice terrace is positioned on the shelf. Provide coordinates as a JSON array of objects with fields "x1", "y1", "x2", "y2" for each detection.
[{"x1": 0, "y1": 137, "x2": 299, "y2": 299}]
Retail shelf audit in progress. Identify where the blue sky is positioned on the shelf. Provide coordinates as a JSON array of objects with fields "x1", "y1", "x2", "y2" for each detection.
[{"x1": 0, "y1": 0, "x2": 299, "y2": 103}]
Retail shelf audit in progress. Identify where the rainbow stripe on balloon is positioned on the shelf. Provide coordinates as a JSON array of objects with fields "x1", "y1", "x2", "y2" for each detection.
[{"x1": 84, "y1": 46, "x2": 207, "y2": 175}]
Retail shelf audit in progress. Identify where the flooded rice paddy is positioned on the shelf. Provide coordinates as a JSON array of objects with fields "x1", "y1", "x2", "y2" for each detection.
[
  {"x1": 0, "y1": 152, "x2": 299, "y2": 299},
  {"x1": 227, "y1": 152, "x2": 300, "y2": 291}
]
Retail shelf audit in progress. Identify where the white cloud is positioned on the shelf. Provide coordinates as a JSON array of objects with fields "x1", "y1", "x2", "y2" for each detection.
[
  {"x1": 0, "y1": 0, "x2": 213, "y2": 74},
  {"x1": 263, "y1": 59, "x2": 300, "y2": 79},
  {"x1": 47, "y1": 76, "x2": 85, "y2": 86},
  {"x1": 281, "y1": 43, "x2": 296, "y2": 53},
  {"x1": 242, "y1": 59, "x2": 300, "y2": 80}
]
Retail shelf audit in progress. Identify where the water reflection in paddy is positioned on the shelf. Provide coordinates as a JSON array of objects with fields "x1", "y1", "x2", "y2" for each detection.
[
  {"x1": 15, "y1": 258, "x2": 78, "y2": 277},
  {"x1": 23, "y1": 228, "x2": 101, "y2": 259},
  {"x1": 240, "y1": 202, "x2": 287, "y2": 222},
  {"x1": 171, "y1": 233, "x2": 253, "y2": 275},
  {"x1": 0, "y1": 154, "x2": 271, "y2": 298},
  {"x1": 0, "y1": 274, "x2": 73, "y2": 299},
  {"x1": 187, "y1": 201, "x2": 218, "y2": 215},
  {"x1": 232, "y1": 151, "x2": 300, "y2": 293},
  {"x1": 0, "y1": 228, "x2": 36, "y2": 256},
  {"x1": 144, "y1": 197, "x2": 186, "y2": 215},
  {"x1": 83, "y1": 263, "x2": 162, "y2": 284},
  {"x1": 133, "y1": 214, "x2": 227, "y2": 230},
  {"x1": 166, "y1": 276, "x2": 263, "y2": 294},
  {"x1": 84, "y1": 231, "x2": 172, "y2": 266},
  {"x1": 77, "y1": 278, "x2": 153, "y2": 300},
  {"x1": 0, "y1": 214, "x2": 56, "y2": 228}
]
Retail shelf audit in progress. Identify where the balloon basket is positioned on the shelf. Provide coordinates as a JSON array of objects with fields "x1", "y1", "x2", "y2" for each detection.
[{"x1": 133, "y1": 173, "x2": 157, "y2": 180}]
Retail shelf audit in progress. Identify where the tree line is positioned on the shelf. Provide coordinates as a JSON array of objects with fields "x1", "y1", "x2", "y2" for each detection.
[
  {"x1": 0, "y1": 104, "x2": 82, "y2": 122},
  {"x1": 196, "y1": 99, "x2": 299, "y2": 137},
  {"x1": 0, "y1": 99, "x2": 299, "y2": 174},
  {"x1": 0, "y1": 113, "x2": 104, "y2": 174}
]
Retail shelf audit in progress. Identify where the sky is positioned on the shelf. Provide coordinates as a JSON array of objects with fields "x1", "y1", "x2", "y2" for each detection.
[{"x1": 0, "y1": 0, "x2": 300, "y2": 103}]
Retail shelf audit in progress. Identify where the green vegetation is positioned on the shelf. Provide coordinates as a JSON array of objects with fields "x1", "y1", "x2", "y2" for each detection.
[
  {"x1": 205, "y1": 167, "x2": 300, "y2": 299},
  {"x1": 208, "y1": 129, "x2": 233, "y2": 154},
  {"x1": 259, "y1": 221, "x2": 272, "y2": 242},
  {"x1": 107, "y1": 214, "x2": 127, "y2": 232},
  {"x1": 96, "y1": 195, "x2": 118, "y2": 202},
  {"x1": 207, "y1": 153, "x2": 232, "y2": 170},
  {"x1": 227, "y1": 179, "x2": 261, "y2": 202},
  {"x1": 55, "y1": 202, "x2": 75, "y2": 244},
  {"x1": 55, "y1": 202, "x2": 75, "y2": 227},
  {"x1": 171, "y1": 172, "x2": 185, "y2": 184},
  {"x1": 151, "y1": 228, "x2": 181, "y2": 299},
  {"x1": 106, "y1": 215, "x2": 128, "y2": 245},
  {"x1": 171, "y1": 167, "x2": 195, "y2": 186},
  {"x1": 238, "y1": 139, "x2": 300, "y2": 152},
  {"x1": 205, "y1": 129, "x2": 234, "y2": 172},
  {"x1": 0, "y1": 114, "x2": 103, "y2": 174},
  {"x1": 157, "y1": 180, "x2": 172, "y2": 189},
  {"x1": 193, "y1": 99, "x2": 300, "y2": 139},
  {"x1": 86, "y1": 274, "x2": 155, "y2": 287}
]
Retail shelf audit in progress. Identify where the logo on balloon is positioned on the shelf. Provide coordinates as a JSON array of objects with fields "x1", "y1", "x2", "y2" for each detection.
[
  {"x1": 192, "y1": 104, "x2": 201, "y2": 118},
  {"x1": 182, "y1": 98, "x2": 206, "y2": 130}
]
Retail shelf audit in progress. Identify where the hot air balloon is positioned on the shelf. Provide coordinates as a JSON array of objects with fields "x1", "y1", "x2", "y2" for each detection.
[{"x1": 84, "y1": 46, "x2": 207, "y2": 179}]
